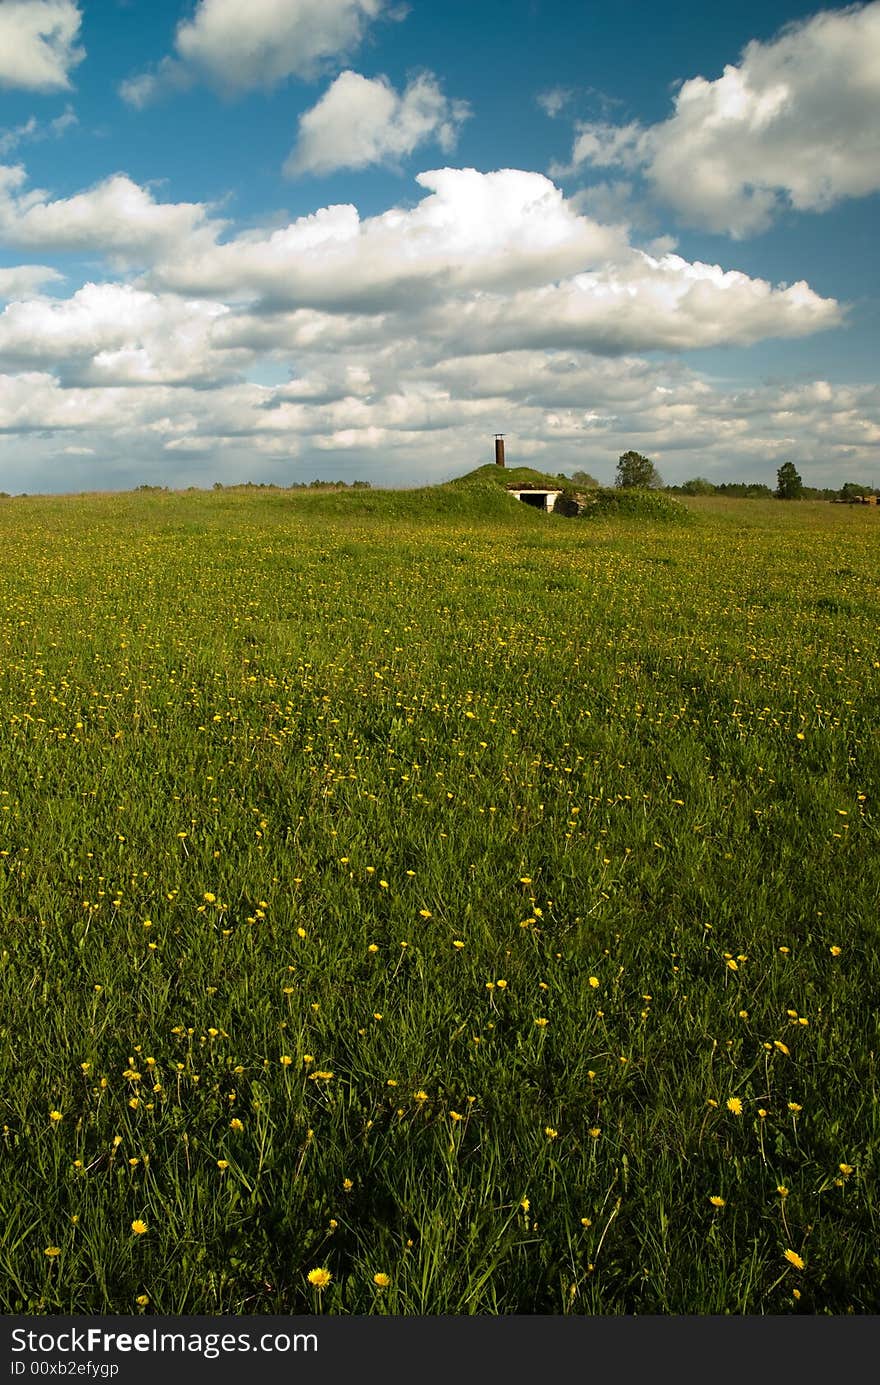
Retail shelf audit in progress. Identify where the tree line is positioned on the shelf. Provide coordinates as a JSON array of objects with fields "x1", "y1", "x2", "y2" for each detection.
[{"x1": 564, "y1": 452, "x2": 879, "y2": 501}]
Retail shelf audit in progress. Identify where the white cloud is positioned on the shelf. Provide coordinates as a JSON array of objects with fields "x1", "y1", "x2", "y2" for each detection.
[
  {"x1": 148, "y1": 167, "x2": 838, "y2": 349},
  {"x1": 0, "y1": 1, "x2": 83, "y2": 92},
  {"x1": 151, "y1": 167, "x2": 624, "y2": 308},
  {"x1": 0, "y1": 104, "x2": 77, "y2": 156},
  {"x1": 558, "y1": 2, "x2": 880, "y2": 235},
  {"x1": 0, "y1": 282, "x2": 250, "y2": 385},
  {"x1": 0, "y1": 264, "x2": 62, "y2": 298},
  {"x1": 0, "y1": 165, "x2": 222, "y2": 266},
  {"x1": 537, "y1": 88, "x2": 571, "y2": 118},
  {"x1": 122, "y1": 0, "x2": 389, "y2": 103},
  {"x1": 285, "y1": 70, "x2": 470, "y2": 176}
]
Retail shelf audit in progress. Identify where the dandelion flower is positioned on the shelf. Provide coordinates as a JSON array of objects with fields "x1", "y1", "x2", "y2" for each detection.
[
  {"x1": 413, "y1": 1090, "x2": 428, "y2": 1103},
  {"x1": 279, "y1": 1055, "x2": 293, "y2": 1066},
  {"x1": 788, "y1": 1102, "x2": 802, "y2": 1113},
  {"x1": 372, "y1": 1273, "x2": 390, "y2": 1288},
  {"x1": 588, "y1": 1127, "x2": 601, "y2": 1139},
  {"x1": 520, "y1": 1198, "x2": 530, "y2": 1213},
  {"x1": 48, "y1": 1110, "x2": 62, "y2": 1123},
  {"x1": 709, "y1": 1196, "x2": 726, "y2": 1208},
  {"x1": 44, "y1": 1246, "x2": 61, "y2": 1258},
  {"x1": 580, "y1": 1217, "x2": 592, "y2": 1227},
  {"x1": 777, "y1": 1185, "x2": 789, "y2": 1198},
  {"x1": 839, "y1": 1163, "x2": 854, "y2": 1176},
  {"x1": 217, "y1": 1159, "x2": 229, "y2": 1170},
  {"x1": 136, "y1": 1295, "x2": 149, "y2": 1306},
  {"x1": 342, "y1": 1178, "x2": 353, "y2": 1191},
  {"x1": 230, "y1": 1118, "x2": 243, "y2": 1131},
  {"x1": 726, "y1": 1097, "x2": 743, "y2": 1116},
  {"x1": 534, "y1": 1017, "x2": 549, "y2": 1028},
  {"x1": 774, "y1": 1041, "x2": 791, "y2": 1056},
  {"x1": 307, "y1": 1267, "x2": 331, "y2": 1289},
  {"x1": 783, "y1": 1249, "x2": 805, "y2": 1271},
  {"x1": 131, "y1": 1220, "x2": 148, "y2": 1236},
  {"x1": 544, "y1": 1126, "x2": 558, "y2": 1140},
  {"x1": 829, "y1": 945, "x2": 842, "y2": 957}
]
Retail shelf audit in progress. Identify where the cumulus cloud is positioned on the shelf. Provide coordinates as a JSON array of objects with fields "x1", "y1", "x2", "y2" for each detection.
[
  {"x1": 148, "y1": 166, "x2": 838, "y2": 348},
  {"x1": 0, "y1": 165, "x2": 223, "y2": 266},
  {"x1": 122, "y1": 0, "x2": 390, "y2": 104},
  {"x1": 151, "y1": 168, "x2": 625, "y2": 308},
  {"x1": 0, "y1": 164, "x2": 861, "y2": 491},
  {"x1": 0, "y1": 264, "x2": 62, "y2": 298},
  {"x1": 0, "y1": 1, "x2": 83, "y2": 92},
  {"x1": 285, "y1": 70, "x2": 470, "y2": 176},
  {"x1": 557, "y1": 2, "x2": 880, "y2": 235},
  {"x1": 0, "y1": 282, "x2": 250, "y2": 385}
]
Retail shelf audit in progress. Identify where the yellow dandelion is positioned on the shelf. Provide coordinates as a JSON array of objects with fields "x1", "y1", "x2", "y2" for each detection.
[
  {"x1": 48, "y1": 1110, "x2": 63, "y2": 1123},
  {"x1": 131, "y1": 1220, "x2": 148, "y2": 1236},
  {"x1": 709, "y1": 1196, "x2": 726, "y2": 1208},
  {"x1": 367, "y1": 943, "x2": 379, "y2": 953},
  {"x1": 520, "y1": 1198, "x2": 530, "y2": 1213},
  {"x1": 783, "y1": 1249, "x2": 805, "y2": 1270},
  {"x1": 726, "y1": 959, "x2": 738, "y2": 972},
  {"x1": 203, "y1": 892, "x2": 216, "y2": 904},
  {"x1": 342, "y1": 1178, "x2": 354, "y2": 1191},
  {"x1": 230, "y1": 1118, "x2": 243, "y2": 1131},
  {"x1": 413, "y1": 1090, "x2": 428, "y2": 1102},
  {"x1": 372, "y1": 1273, "x2": 391, "y2": 1288},
  {"x1": 279, "y1": 1055, "x2": 293, "y2": 1066},
  {"x1": 452, "y1": 940, "x2": 465, "y2": 949},
  {"x1": 788, "y1": 1102, "x2": 802, "y2": 1113},
  {"x1": 588, "y1": 1127, "x2": 601, "y2": 1139},
  {"x1": 774, "y1": 1041, "x2": 791, "y2": 1056},
  {"x1": 829, "y1": 945, "x2": 842, "y2": 956},
  {"x1": 544, "y1": 1126, "x2": 558, "y2": 1140},
  {"x1": 307, "y1": 1267, "x2": 331, "y2": 1288},
  {"x1": 588, "y1": 976, "x2": 599, "y2": 989},
  {"x1": 135, "y1": 1294, "x2": 149, "y2": 1306},
  {"x1": 726, "y1": 1097, "x2": 743, "y2": 1116},
  {"x1": 777, "y1": 1185, "x2": 789, "y2": 1198},
  {"x1": 534, "y1": 1017, "x2": 549, "y2": 1028},
  {"x1": 44, "y1": 1246, "x2": 61, "y2": 1258},
  {"x1": 839, "y1": 1163, "x2": 854, "y2": 1176}
]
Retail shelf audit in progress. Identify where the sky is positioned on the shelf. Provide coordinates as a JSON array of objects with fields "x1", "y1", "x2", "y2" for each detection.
[{"x1": 0, "y1": 0, "x2": 877, "y2": 493}]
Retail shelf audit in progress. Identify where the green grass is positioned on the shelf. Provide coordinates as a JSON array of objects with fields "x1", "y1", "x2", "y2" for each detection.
[{"x1": 0, "y1": 482, "x2": 877, "y2": 1315}]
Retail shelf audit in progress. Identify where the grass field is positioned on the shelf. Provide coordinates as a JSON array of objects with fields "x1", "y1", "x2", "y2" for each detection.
[{"x1": 0, "y1": 475, "x2": 877, "y2": 1314}]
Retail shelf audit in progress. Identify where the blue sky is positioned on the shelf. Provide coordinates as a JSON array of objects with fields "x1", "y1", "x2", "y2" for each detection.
[{"x1": 0, "y1": 0, "x2": 877, "y2": 493}]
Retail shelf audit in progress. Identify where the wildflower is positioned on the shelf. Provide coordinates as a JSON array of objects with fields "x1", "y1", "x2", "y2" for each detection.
[
  {"x1": 131, "y1": 1220, "x2": 148, "y2": 1236},
  {"x1": 48, "y1": 1110, "x2": 62, "y2": 1123},
  {"x1": 726, "y1": 1097, "x2": 743, "y2": 1116},
  {"x1": 280, "y1": 1055, "x2": 293, "y2": 1066},
  {"x1": 774, "y1": 1041, "x2": 791, "y2": 1056},
  {"x1": 839, "y1": 1163, "x2": 854, "y2": 1176},
  {"x1": 303, "y1": 1054, "x2": 314, "y2": 1065},
  {"x1": 580, "y1": 1217, "x2": 592, "y2": 1227},
  {"x1": 367, "y1": 943, "x2": 379, "y2": 954},
  {"x1": 217, "y1": 1159, "x2": 229, "y2": 1171},
  {"x1": 588, "y1": 1128, "x2": 601, "y2": 1139},
  {"x1": 230, "y1": 1118, "x2": 243, "y2": 1131},
  {"x1": 452, "y1": 940, "x2": 465, "y2": 949},
  {"x1": 203, "y1": 893, "x2": 216, "y2": 904},
  {"x1": 726, "y1": 959, "x2": 738, "y2": 972},
  {"x1": 44, "y1": 1246, "x2": 61, "y2": 1258},
  {"x1": 136, "y1": 1295, "x2": 149, "y2": 1306},
  {"x1": 520, "y1": 1198, "x2": 530, "y2": 1213},
  {"x1": 783, "y1": 1249, "x2": 805, "y2": 1271},
  {"x1": 829, "y1": 945, "x2": 842, "y2": 956},
  {"x1": 758, "y1": 1109, "x2": 768, "y2": 1119},
  {"x1": 449, "y1": 1111, "x2": 463, "y2": 1122},
  {"x1": 709, "y1": 1196, "x2": 726, "y2": 1208},
  {"x1": 496, "y1": 979, "x2": 507, "y2": 989},
  {"x1": 534, "y1": 1017, "x2": 549, "y2": 1028},
  {"x1": 777, "y1": 1186, "x2": 789, "y2": 1198},
  {"x1": 296, "y1": 927, "x2": 306, "y2": 939},
  {"x1": 588, "y1": 976, "x2": 599, "y2": 989},
  {"x1": 788, "y1": 1102, "x2": 802, "y2": 1113},
  {"x1": 544, "y1": 1126, "x2": 558, "y2": 1140},
  {"x1": 372, "y1": 1272, "x2": 391, "y2": 1288},
  {"x1": 739, "y1": 1010, "x2": 749, "y2": 1020},
  {"x1": 342, "y1": 1178, "x2": 353, "y2": 1191},
  {"x1": 307, "y1": 1268, "x2": 332, "y2": 1288}
]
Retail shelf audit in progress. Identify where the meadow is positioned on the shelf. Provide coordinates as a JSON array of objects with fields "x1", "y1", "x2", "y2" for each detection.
[{"x1": 0, "y1": 474, "x2": 877, "y2": 1314}]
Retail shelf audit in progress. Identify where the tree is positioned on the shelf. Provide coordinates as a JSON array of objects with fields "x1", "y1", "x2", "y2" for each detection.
[
  {"x1": 569, "y1": 469, "x2": 600, "y2": 488},
  {"x1": 679, "y1": 477, "x2": 716, "y2": 495},
  {"x1": 775, "y1": 462, "x2": 803, "y2": 499},
  {"x1": 615, "y1": 451, "x2": 662, "y2": 489}
]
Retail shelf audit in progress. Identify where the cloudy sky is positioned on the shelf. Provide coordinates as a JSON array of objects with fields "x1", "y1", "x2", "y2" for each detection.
[{"x1": 0, "y1": 0, "x2": 877, "y2": 493}]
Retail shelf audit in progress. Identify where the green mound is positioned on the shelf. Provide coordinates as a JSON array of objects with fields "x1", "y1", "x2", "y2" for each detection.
[
  {"x1": 448, "y1": 463, "x2": 571, "y2": 490},
  {"x1": 580, "y1": 487, "x2": 694, "y2": 524}
]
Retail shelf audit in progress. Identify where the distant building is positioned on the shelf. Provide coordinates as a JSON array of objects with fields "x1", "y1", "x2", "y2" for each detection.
[{"x1": 505, "y1": 484, "x2": 564, "y2": 512}]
